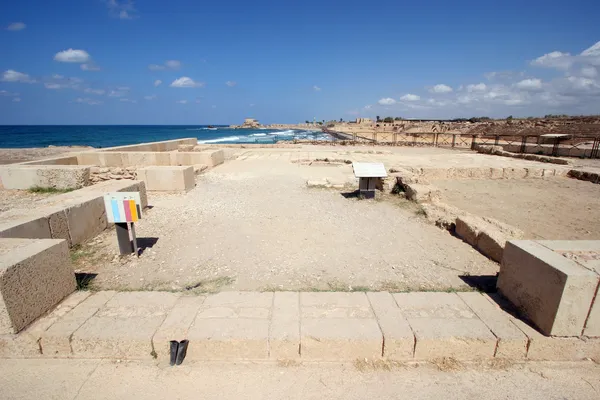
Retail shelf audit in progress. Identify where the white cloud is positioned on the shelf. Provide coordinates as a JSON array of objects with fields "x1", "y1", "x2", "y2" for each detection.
[
  {"x1": 515, "y1": 78, "x2": 543, "y2": 91},
  {"x1": 176, "y1": 100, "x2": 188, "y2": 104},
  {"x1": 2, "y1": 70, "x2": 35, "y2": 83},
  {"x1": 400, "y1": 94, "x2": 420, "y2": 101},
  {"x1": 149, "y1": 60, "x2": 181, "y2": 71},
  {"x1": 165, "y1": 60, "x2": 181, "y2": 69},
  {"x1": 580, "y1": 66, "x2": 598, "y2": 78},
  {"x1": 44, "y1": 83, "x2": 62, "y2": 89},
  {"x1": 581, "y1": 41, "x2": 600, "y2": 57},
  {"x1": 13, "y1": 97, "x2": 21, "y2": 102},
  {"x1": 54, "y1": 49, "x2": 91, "y2": 63},
  {"x1": 75, "y1": 97, "x2": 102, "y2": 105},
  {"x1": 364, "y1": 105, "x2": 372, "y2": 109},
  {"x1": 531, "y1": 51, "x2": 573, "y2": 69},
  {"x1": 84, "y1": 88, "x2": 105, "y2": 95},
  {"x1": 313, "y1": 85, "x2": 321, "y2": 91},
  {"x1": 119, "y1": 98, "x2": 137, "y2": 103},
  {"x1": 144, "y1": 95, "x2": 157, "y2": 100},
  {"x1": 107, "y1": 0, "x2": 137, "y2": 19},
  {"x1": 249, "y1": 103, "x2": 255, "y2": 107},
  {"x1": 170, "y1": 77, "x2": 204, "y2": 88},
  {"x1": 0, "y1": 90, "x2": 19, "y2": 97},
  {"x1": 81, "y1": 63, "x2": 101, "y2": 71},
  {"x1": 467, "y1": 83, "x2": 487, "y2": 92},
  {"x1": 52, "y1": 74, "x2": 64, "y2": 80},
  {"x1": 6, "y1": 22, "x2": 26, "y2": 31},
  {"x1": 226, "y1": 81, "x2": 237, "y2": 87},
  {"x1": 378, "y1": 97, "x2": 396, "y2": 105},
  {"x1": 108, "y1": 89, "x2": 127, "y2": 97},
  {"x1": 430, "y1": 84, "x2": 453, "y2": 93},
  {"x1": 154, "y1": 79, "x2": 162, "y2": 87}
]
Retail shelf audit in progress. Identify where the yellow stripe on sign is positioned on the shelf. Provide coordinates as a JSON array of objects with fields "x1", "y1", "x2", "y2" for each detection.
[{"x1": 128, "y1": 200, "x2": 138, "y2": 222}]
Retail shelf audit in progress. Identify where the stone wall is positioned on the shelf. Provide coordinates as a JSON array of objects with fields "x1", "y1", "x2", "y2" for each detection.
[{"x1": 90, "y1": 167, "x2": 137, "y2": 184}]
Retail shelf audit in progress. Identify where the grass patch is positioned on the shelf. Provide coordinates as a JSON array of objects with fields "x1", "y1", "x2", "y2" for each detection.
[
  {"x1": 183, "y1": 276, "x2": 235, "y2": 293},
  {"x1": 431, "y1": 357, "x2": 464, "y2": 372},
  {"x1": 75, "y1": 272, "x2": 97, "y2": 291},
  {"x1": 70, "y1": 245, "x2": 96, "y2": 264},
  {"x1": 28, "y1": 186, "x2": 74, "y2": 194}
]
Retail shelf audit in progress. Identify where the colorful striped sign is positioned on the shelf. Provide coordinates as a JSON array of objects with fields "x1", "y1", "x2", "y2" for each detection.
[{"x1": 103, "y1": 192, "x2": 142, "y2": 223}]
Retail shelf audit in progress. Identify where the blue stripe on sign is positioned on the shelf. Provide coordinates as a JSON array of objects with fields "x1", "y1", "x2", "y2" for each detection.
[{"x1": 111, "y1": 199, "x2": 121, "y2": 222}]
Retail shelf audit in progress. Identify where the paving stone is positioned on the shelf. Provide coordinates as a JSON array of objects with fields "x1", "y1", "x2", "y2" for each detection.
[
  {"x1": 301, "y1": 318, "x2": 383, "y2": 360},
  {"x1": 270, "y1": 292, "x2": 300, "y2": 359},
  {"x1": 366, "y1": 292, "x2": 414, "y2": 359},
  {"x1": 152, "y1": 296, "x2": 206, "y2": 360},
  {"x1": 300, "y1": 292, "x2": 370, "y2": 308},
  {"x1": 71, "y1": 292, "x2": 178, "y2": 359},
  {"x1": 186, "y1": 318, "x2": 270, "y2": 360},
  {"x1": 202, "y1": 291, "x2": 273, "y2": 308},
  {"x1": 394, "y1": 293, "x2": 496, "y2": 360},
  {"x1": 458, "y1": 292, "x2": 528, "y2": 359}
]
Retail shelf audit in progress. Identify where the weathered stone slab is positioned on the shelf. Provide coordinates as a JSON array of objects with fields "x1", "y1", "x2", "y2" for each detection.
[
  {"x1": 366, "y1": 292, "x2": 414, "y2": 359},
  {"x1": 187, "y1": 318, "x2": 270, "y2": 360},
  {"x1": 270, "y1": 292, "x2": 300, "y2": 359},
  {"x1": 0, "y1": 239, "x2": 75, "y2": 335},
  {"x1": 403, "y1": 183, "x2": 441, "y2": 202},
  {"x1": 137, "y1": 166, "x2": 195, "y2": 192},
  {"x1": 455, "y1": 216, "x2": 483, "y2": 246},
  {"x1": 41, "y1": 291, "x2": 115, "y2": 356},
  {"x1": 458, "y1": 292, "x2": 528, "y2": 358},
  {"x1": 497, "y1": 240, "x2": 599, "y2": 336},
  {"x1": 152, "y1": 295, "x2": 206, "y2": 360},
  {"x1": 394, "y1": 292, "x2": 496, "y2": 360},
  {"x1": 71, "y1": 292, "x2": 178, "y2": 359}
]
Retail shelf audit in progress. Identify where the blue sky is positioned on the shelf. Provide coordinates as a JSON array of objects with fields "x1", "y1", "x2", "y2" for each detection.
[{"x1": 1, "y1": 0, "x2": 600, "y2": 124}]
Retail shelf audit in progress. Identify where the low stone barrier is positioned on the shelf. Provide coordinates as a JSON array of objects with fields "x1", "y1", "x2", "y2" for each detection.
[
  {"x1": 138, "y1": 166, "x2": 195, "y2": 192},
  {"x1": 498, "y1": 240, "x2": 600, "y2": 337},
  {"x1": 0, "y1": 180, "x2": 147, "y2": 247},
  {"x1": 1, "y1": 290, "x2": 598, "y2": 361},
  {"x1": 0, "y1": 165, "x2": 91, "y2": 190},
  {"x1": 0, "y1": 238, "x2": 75, "y2": 334},
  {"x1": 568, "y1": 169, "x2": 600, "y2": 185},
  {"x1": 475, "y1": 144, "x2": 571, "y2": 165}
]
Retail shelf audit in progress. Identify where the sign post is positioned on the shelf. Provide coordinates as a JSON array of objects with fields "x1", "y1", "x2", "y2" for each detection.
[{"x1": 103, "y1": 192, "x2": 143, "y2": 255}]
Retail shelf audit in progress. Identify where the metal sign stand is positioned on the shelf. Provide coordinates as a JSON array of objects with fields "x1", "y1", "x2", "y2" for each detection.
[{"x1": 116, "y1": 222, "x2": 138, "y2": 256}]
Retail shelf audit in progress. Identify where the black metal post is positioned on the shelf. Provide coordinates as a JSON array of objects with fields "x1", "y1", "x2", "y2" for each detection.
[{"x1": 116, "y1": 222, "x2": 133, "y2": 255}]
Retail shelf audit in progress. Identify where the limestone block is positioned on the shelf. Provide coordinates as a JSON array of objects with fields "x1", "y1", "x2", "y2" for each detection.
[
  {"x1": 0, "y1": 216, "x2": 51, "y2": 240},
  {"x1": 455, "y1": 215, "x2": 484, "y2": 246},
  {"x1": 187, "y1": 318, "x2": 270, "y2": 360},
  {"x1": 525, "y1": 168, "x2": 544, "y2": 178},
  {"x1": 137, "y1": 166, "x2": 195, "y2": 192},
  {"x1": 419, "y1": 168, "x2": 448, "y2": 180},
  {"x1": 497, "y1": 240, "x2": 599, "y2": 337},
  {"x1": 301, "y1": 318, "x2": 383, "y2": 360},
  {"x1": 175, "y1": 150, "x2": 225, "y2": 167},
  {"x1": 47, "y1": 209, "x2": 70, "y2": 244},
  {"x1": 0, "y1": 165, "x2": 91, "y2": 190},
  {"x1": 366, "y1": 292, "x2": 414, "y2": 359},
  {"x1": 458, "y1": 292, "x2": 528, "y2": 358},
  {"x1": 71, "y1": 292, "x2": 178, "y2": 359},
  {"x1": 503, "y1": 168, "x2": 527, "y2": 179},
  {"x1": 41, "y1": 291, "x2": 116, "y2": 356},
  {"x1": 270, "y1": 292, "x2": 300, "y2": 359},
  {"x1": 403, "y1": 183, "x2": 441, "y2": 203},
  {"x1": 64, "y1": 196, "x2": 107, "y2": 246},
  {"x1": 306, "y1": 179, "x2": 329, "y2": 188},
  {"x1": 393, "y1": 292, "x2": 496, "y2": 360},
  {"x1": 0, "y1": 239, "x2": 75, "y2": 334},
  {"x1": 490, "y1": 168, "x2": 504, "y2": 179},
  {"x1": 476, "y1": 227, "x2": 507, "y2": 263}
]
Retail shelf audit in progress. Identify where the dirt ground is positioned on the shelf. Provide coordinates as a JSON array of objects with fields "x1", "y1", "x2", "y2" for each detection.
[
  {"x1": 0, "y1": 189, "x2": 56, "y2": 213},
  {"x1": 435, "y1": 177, "x2": 600, "y2": 240},
  {"x1": 76, "y1": 158, "x2": 497, "y2": 292},
  {"x1": 2, "y1": 359, "x2": 599, "y2": 400}
]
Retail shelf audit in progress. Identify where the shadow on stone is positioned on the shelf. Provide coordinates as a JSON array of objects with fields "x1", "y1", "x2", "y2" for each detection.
[{"x1": 459, "y1": 274, "x2": 498, "y2": 293}]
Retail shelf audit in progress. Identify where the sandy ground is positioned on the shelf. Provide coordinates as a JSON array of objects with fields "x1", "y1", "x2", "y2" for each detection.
[
  {"x1": 1, "y1": 359, "x2": 598, "y2": 400},
  {"x1": 0, "y1": 146, "x2": 92, "y2": 164},
  {"x1": 79, "y1": 158, "x2": 497, "y2": 292},
  {"x1": 435, "y1": 177, "x2": 600, "y2": 240},
  {"x1": 0, "y1": 189, "x2": 56, "y2": 213}
]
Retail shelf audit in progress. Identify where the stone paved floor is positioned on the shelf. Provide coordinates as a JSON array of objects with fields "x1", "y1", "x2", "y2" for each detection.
[{"x1": 1, "y1": 291, "x2": 598, "y2": 363}]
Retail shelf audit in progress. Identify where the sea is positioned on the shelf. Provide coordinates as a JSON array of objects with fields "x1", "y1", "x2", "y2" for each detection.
[{"x1": 0, "y1": 126, "x2": 332, "y2": 148}]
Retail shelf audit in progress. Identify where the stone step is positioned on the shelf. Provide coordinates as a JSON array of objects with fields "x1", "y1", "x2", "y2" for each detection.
[{"x1": 1, "y1": 291, "x2": 598, "y2": 362}]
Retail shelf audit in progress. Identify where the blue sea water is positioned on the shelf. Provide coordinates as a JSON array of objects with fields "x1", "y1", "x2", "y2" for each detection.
[{"x1": 0, "y1": 126, "x2": 331, "y2": 148}]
